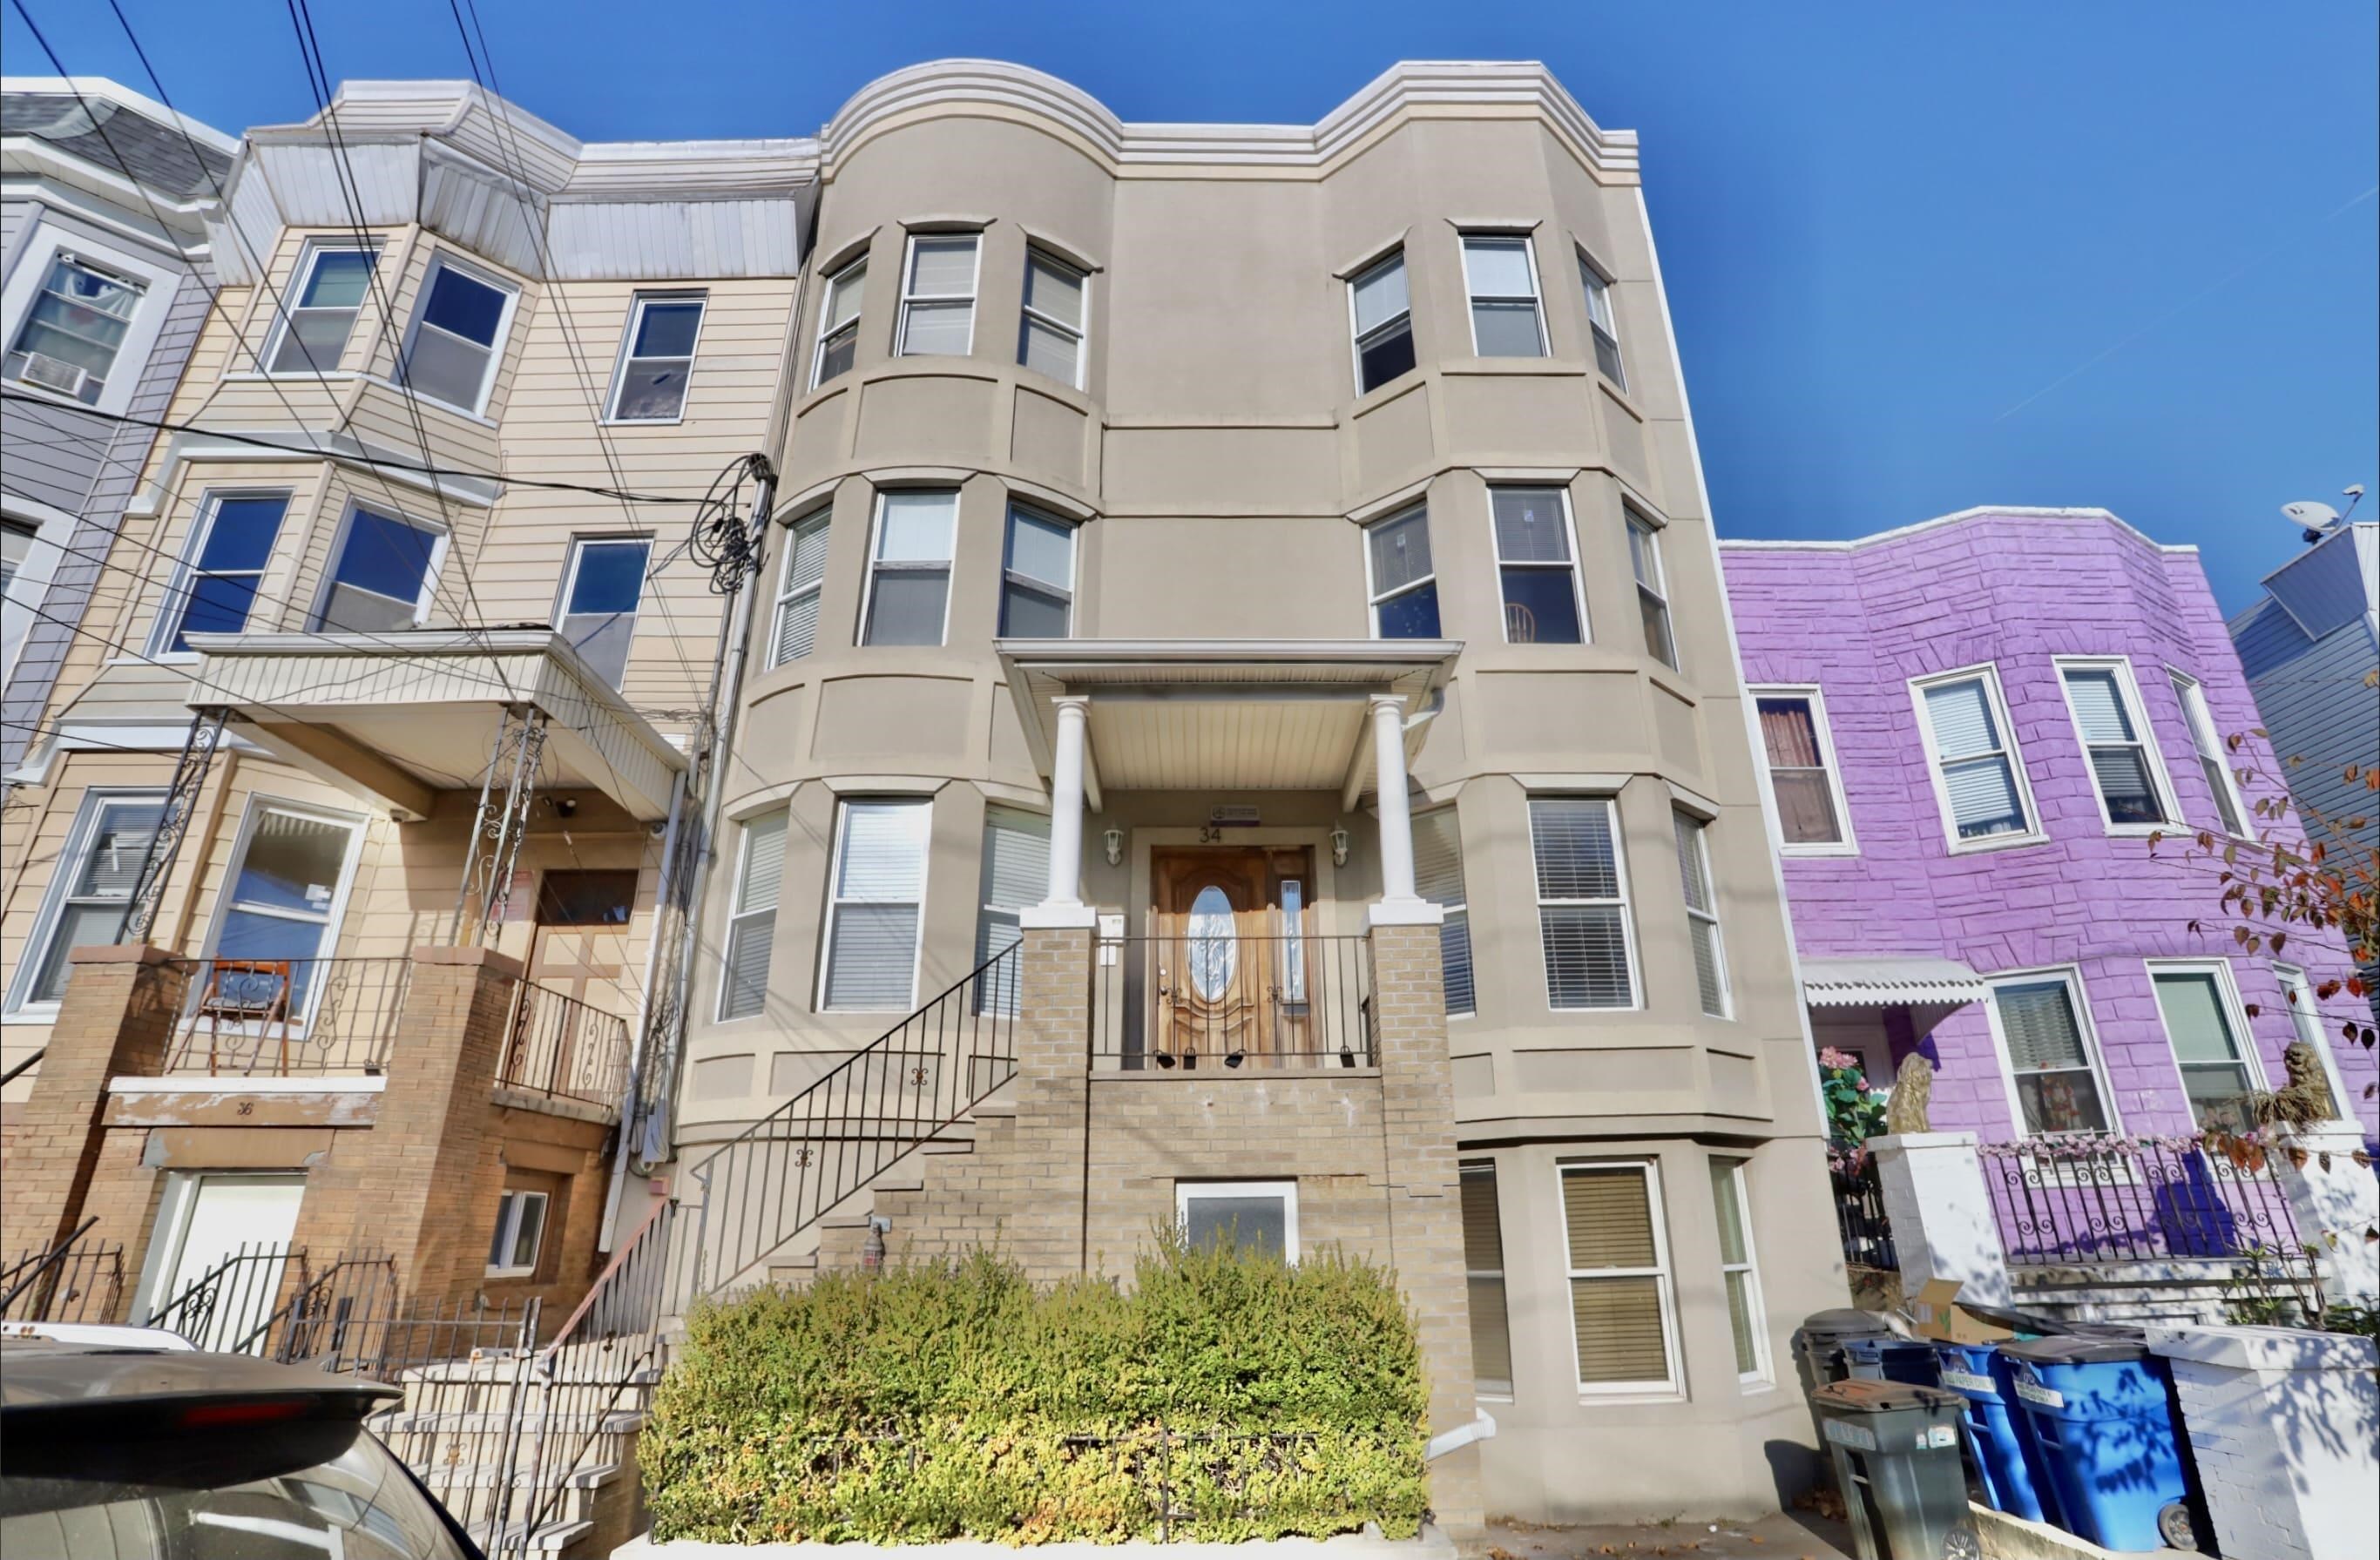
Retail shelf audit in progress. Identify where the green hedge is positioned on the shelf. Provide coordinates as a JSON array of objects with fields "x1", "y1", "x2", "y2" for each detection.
[{"x1": 642, "y1": 1236, "x2": 1429, "y2": 1544}]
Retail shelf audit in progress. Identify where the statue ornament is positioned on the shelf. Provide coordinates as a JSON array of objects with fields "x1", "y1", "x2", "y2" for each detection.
[
  {"x1": 1883, "y1": 1051, "x2": 1933, "y2": 1136},
  {"x1": 2250, "y1": 1041, "x2": 2339, "y2": 1129}
]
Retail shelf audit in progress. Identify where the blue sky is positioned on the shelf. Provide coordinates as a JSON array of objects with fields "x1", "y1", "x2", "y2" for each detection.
[{"x1": 10, "y1": 0, "x2": 2374, "y2": 611}]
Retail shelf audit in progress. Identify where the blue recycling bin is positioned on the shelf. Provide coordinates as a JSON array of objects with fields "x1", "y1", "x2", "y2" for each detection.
[
  {"x1": 1842, "y1": 1334, "x2": 1942, "y2": 1388},
  {"x1": 2001, "y1": 1334, "x2": 2202, "y2": 1552},
  {"x1": 1934, "y1": 1340, "x2": 2061, "y2": 1525}
]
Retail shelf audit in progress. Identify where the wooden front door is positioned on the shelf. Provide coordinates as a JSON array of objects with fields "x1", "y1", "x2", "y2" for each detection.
[{"x1": 1150, "y1": 847, "x2": 1316, "y2": 1068}]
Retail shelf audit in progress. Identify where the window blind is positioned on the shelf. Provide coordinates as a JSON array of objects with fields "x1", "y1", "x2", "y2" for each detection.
[
  {"x1": 1491, "y1": 488, "x2": 1572, "y2": 564},
  {"x1": 720, "y1": 812, "x2": 787, "y2": 1020},
  {"x1": 1564, "y1": 1167, "x2": 1659, "y2": 1268},
  {"x1": 825, "y1": 800, "x2": 929, "y2": 1010},
  {"x1": 1563, "y1": 1165, "x2": 1672, "y2": 1387},
  {"x1": 1460, "y1": 1164, "x2": 1511, "y2": 1392},
  {"x1": 1924, "y1": 679, "x2": 2000, "y2": 757},
  {"x1": 1709, "y1": 1158, "x2": 1761, "y2": 1376},
  {"x1": 1995, "y1": 980, "x2": 2088, "y2": 1071},
  {"x1": 72, "y1": 800, "x2": 165, "y2": 898},
  {"x1": 1369, "y1": 507, "x2": 1433, "y2": 596},
  {"x1": 1412, "y1": 808, "x2": 1473, "y2": 1016},
  {"x1": 1673, "y1": 812, "x2": 1727, "y2": 1017},
  {"x1": 773, "y1": 511, "x2": 831, "y2": 665},
  {"x1": 974, "y1": 807, "x2": 1050, "y2": 1012},
  {"x1": 1530, "y1": 798, "x2": 1619, "y2": 899},
  {"x1": 2064, "y1": 670, "x2": 2133, "y2": 743},
  {"x1": 1572, "y1": 1276, "x2": 1672, "y2": 1386}
]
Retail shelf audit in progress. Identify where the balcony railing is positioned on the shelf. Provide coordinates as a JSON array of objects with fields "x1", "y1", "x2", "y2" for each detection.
[
  {"x1": 1092, "y1": 935, "x2": 1376, "y2": 1071},
  {"x1": 1829, "y1": 1151, "x2": 1897, "y2": 1271},
  {"x1": 1980, "y1": 1133, "x2": 2306, "y2": 1268},
  {"x1": 500, "y1": 981, "x2": 632, "y2": 1110},
  {"x1": 163, "y1": 956, "x2": 412, "y2": 1077}
]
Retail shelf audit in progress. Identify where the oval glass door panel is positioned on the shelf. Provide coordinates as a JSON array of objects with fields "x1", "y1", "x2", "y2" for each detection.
[{"x1": 1187, "y1": 885, "x2": 1237, "y2": 1000}]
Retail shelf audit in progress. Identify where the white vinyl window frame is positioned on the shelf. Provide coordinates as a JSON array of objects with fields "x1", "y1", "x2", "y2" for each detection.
[
  {"x1": 304, "y1": 498, "x2": 450, "y2": 638},
  {"x1": 858, "y1": 489, "x2": 958, "y2": 648},
  {"x1": 3, "y1": 787, "x2": 166, "y2": 1016},
  {"x1": 2052, "y1": 656, "x2": 2181, "y2": 835},
  {"x1": 602, "y1": 290, "x2": 707, "y2": 423},
  {"x1": 1412, "y1": 806, "x2": 1472, "y2": 1020},
  {"x1": 1980, "y1": 965, "x2": 2123, "y2": 1138},
  {"x1": 1528, "y1": 794, "x2": 1642, "y2": 1012},
  {"x1": 716, "y1": 809, "x2": 788, "y2": 1023},
  {"x1": 1558, "y1": 1158, "x2": 1683, "y2": 1399},
  {"x1": 1626, "y1": 505, "x2": 1677, "y2": 671},
  {"x1": 1175, "y1": 1179, "x2": 1300, "y2": 1262},
  {"x1": 1018, "y1": 245, "x2": 1090, "y2": 389},
  {"x1": 997, "y1": 502, "x2": 1078, "y2": 638},
  {"x1": 2272, "y1": 963, "x2": 2354, "y2": 1119},
  {"x1": 2147, "y1": 957, "x2": 2270, "y2": 1124},
  {"x1": 1361, "y1": 503, "x2": 1440, "y2": 641},
  {"x1": 192, "y1": 797, "x2": 369, "y2": 1034},
  {"x1": 147, "y1": 488, "x2": 295, "y2": 658},
  {"x1": 552, "y1": 533, "x2": 652, "y2": 690},
  {"x1": 1489, "y1": 484, "x2": 1590, "y2": 646},
  {"x1": 1460, "y1": 1160, "x2": 1511, "y2": 1396},
  {"x1": 2167, "y1": 668, "x2": 2255, "y2": 841},
  {"x1": 1457, "y1": 232, "x2": 1547, "y2": 357},
  {"x1": 816, "y1": 797, "x2": 933, "y2": 1013},
  {"x1": 1708, "y1": 1155, "x2": 1771, "y2": 1386},
  {"x1": 395, "y1": 249, "x2": 520, "y2": 417},
  {"x1": 769, "y1": 507, "x2": 833, "y2": 667},
  {"x1": 895, "y1": 231, "x2": 981, "y2": 358},
  {"x1": 0, "y1": 224, "x2": 179, "y2": 417},
  {"x1": 1909, "y1": 663, "x2": 2047, "y2": 854},
  {"x1": 1345, "y1": 246, "x2": 1417, "y2": 395},
  {"x1": 810, "y1": 256, "x2": 868, "y2": 388},
  {"x1": 1747, "y1": 685, "x2": 1859, "y2": 857},
  {"x1": 484, "y1": 1188, "x2": 550, "y2": 1278},
  {"x1": 1575, "y1": 246, "x2": 1626, "y2": 389},
  {"x1": 261, "y1": 238, "x2": 379, "y2": 381},
  {"x1": 1673, "y1": 807, "x2": 1730, "y2": 1019}
]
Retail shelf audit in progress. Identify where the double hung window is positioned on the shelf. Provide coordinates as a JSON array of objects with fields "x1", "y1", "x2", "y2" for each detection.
[
  {"x1": 1577, "y1": 252, "x2": 1626, "y2": 387},
  {"x1": 2273, "y1": 965, "x2": 2352, "y2": 1116},
  {"x1": 1412, "y1": 807, "x2": 1472, "y2": 1016},
  {"x1": 1561, "y1": 1161, "x2": 1680, "y2": 1393},
  {"x1": 2151, "y1": 965, "x2": 2260, "y2": 1130},
  {"x1": 2169, "y1": 671, "x2": 2251, "y2": 838},
  {"x1": 6, "y1": 253, "x2": 145, "y2": 404},
  {"x1": 1364, "y1": 504, "x2": 1439, "y2": 639},
  {"x1": 812, "y1": 260, "x2": 865, "y2": 385},
  {"x1": 1673, "y1": 810, "x2": 1728, "y2": 1017},
  {"x1": 1460, "y1": 234, "x2": 1545, "y2": 356},
  {"x1": 556, "y1": 537, "x2": 651, "y2": 689},
  {"x1": 1018, "y1": 247, "x2": 1087, "y2": 386},
  {"x1": 975, "y1": 807, "x2": 1051, "y2": 1015},
  {"x1": 314, "y1": 507, "x2": 443, "y2": 635},
  {"x1": 1461, "y1": 1163, "x2": 1512, "y2": 1395},
  {"x1": 606, "y1": 294, "x2": 704, "y2": 421},
  {"x1": 1530, "y1": 797, "x2": 1637, "y2": 1010},
  {"x1": 862, "y1": 490, "x2": 957, "y2": 646},
  {"x1": 2057, "y1": 660, "x2": 2171, "y2": 828},
  {"x1": 1991, "y1": 974, "x2": 2112, "y2": 1134},
  {"x1": 1709, "y1": 1158, "x2": 1768, "y2": 1381},
  {"x1": 999, "y1": 504, "x2": 1076, "y2": 637},
  {"x1": 268, "y1": 244, "x2": 375, "y2": 375},
  {"x1": 1491, "y1": 487, "x2": 1584, "y2": 645},
  {"x1": 1626, "y1": 508, "x2": 1675, "y2": 668},
  {"x1": 718, "y1": 811, "x2": 787, "y2": 1021},
  {"x1": 400, "y1": 255, "x2": 514, "y2": 414},
  {"x1": 207, "y1": 804, "x2": 364, "y2": 1016},
  {"x1": 821, "y1": 799, "x2": 930, "y2": 1011},
  {"x1": 1349, "y1": 249, "x2": 1416, "y2": 392},
  {"x1": 485, "y1": 1190, "x2": 549, "y2": 1277},
  {"x1": 10, "y1": 792, "x2": 162, "y2": 1009},
  {"x1": 896, "y1": 234, "x2": 978, "y2": 356},
  {"x1": 1753, "y1": 691, "x2": 1852, "y2": 849},
  {"x1": 770, "y1": 509, "x2": 832, "y2": 665},
  {"x1": 1915, "y1": 668, "x2": 2038, "y2": 845},
  {"x1": 155, "y1": 493, "x2": 289, "y2": 653}
]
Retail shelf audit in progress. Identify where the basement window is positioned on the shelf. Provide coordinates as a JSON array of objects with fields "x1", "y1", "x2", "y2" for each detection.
[
  {"x1": 486, "y1": 1189, "x2": 549, "y2": 1278},
  {"x1": 1177, "y1": 1180, "x2": 1298, "y2": 1262}
]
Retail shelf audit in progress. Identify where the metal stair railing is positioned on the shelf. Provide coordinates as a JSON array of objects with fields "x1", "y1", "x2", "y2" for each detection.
[{"x1": 142, "y1": 1243, "x2": 306, "y2": 1353}]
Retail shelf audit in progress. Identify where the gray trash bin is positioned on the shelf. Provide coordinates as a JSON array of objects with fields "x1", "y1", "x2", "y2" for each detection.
[
  {"x1": 1811, "y1": 1378, "x2": 1978, "y2": 1560},
  {"x1": 1793, "y1": 1308, "x2": 1894, "y2": 1489}
]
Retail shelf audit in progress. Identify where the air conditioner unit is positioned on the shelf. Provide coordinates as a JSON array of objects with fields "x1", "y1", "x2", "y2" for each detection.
[{"x1": 17, "y1": 353, "x2": 90, "y2": 398}]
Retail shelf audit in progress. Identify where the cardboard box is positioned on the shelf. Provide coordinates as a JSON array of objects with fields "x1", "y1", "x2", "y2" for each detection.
[{"x1": 1903, "y1": 1278, "x2": 2018, "y2": 1344}]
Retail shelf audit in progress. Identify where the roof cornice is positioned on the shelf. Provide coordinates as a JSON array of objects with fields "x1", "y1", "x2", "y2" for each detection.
[{"x1": 1717, "y1": 505, "x2": 2199, "y2": 557}]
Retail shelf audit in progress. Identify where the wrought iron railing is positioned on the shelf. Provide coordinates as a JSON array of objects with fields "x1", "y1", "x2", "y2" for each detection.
[
  {"x1": 163, "y1": 956, "x2": 413, "y2": 1077},
  {"x1": 0, "y1": 1218, "x2": 125, "y2": 1322},
  {"x1": 233, "y1": 1250, "x2": 401, "y2": 1359},
  {"x1": 1829, "y1": 1151, "x2": 1897, "y2": 1271},
  {"x1": 141, "y1": 1242, "x2": 304, "y2": 1352},
  {"x1": 1092, "y1": 934, "x2": 1376, "y2": 1070},
  {"x1": 501, "y1": 981, "x2": 632, "y2": 1109},
  {"x1": 1980, "y1": 1133, "x2": 2307, "y2": 1268}
]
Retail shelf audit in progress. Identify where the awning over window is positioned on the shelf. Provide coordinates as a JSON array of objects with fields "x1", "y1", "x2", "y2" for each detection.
[{"x1": 1800, "y1": 956, "x2": 1988, "y2": 1009}]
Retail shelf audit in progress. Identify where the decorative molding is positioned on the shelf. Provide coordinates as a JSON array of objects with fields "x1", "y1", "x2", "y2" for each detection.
[{"x1": 1716, "y1": 505, "x2": 2201, "y2": 558}]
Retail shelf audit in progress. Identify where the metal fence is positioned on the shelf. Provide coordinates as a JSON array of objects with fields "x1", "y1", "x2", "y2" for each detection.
[
  {"x1": 1980, "y1": 1133, "x2": 2307, "y2": 1267},
  {"x1": 164, "y1": 956, "x2": 412, "y2": 1076},
  {"x1": 0, "y1": 1220, "x2": 125, "y2": 1323},
  {"x1": 501, "y1": 981, "x2": 632, "y2": 1108},
  {"x1": 139, "y1": 1242, "x2": 305, "y2": 1352},
  {"x1": 1829, "y1": 1152, "x2": 1897, "y2": 1271},
  {"x1": 1092, "y1": 935, "x2": 1376, "y2": 1070}
]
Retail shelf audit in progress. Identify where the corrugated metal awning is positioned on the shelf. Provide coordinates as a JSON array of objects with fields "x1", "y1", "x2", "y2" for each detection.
[{"x1": 1801, "y1": 956, "x2": 1989, "y2": 1008}]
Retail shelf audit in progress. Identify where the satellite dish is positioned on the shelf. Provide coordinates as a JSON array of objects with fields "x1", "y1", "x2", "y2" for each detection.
[{"x1": 2283, "y1": 500, "x2": 2341, "y2": 542}]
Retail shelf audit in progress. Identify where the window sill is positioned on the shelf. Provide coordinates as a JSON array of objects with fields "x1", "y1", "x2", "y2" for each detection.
[
  {"x1": 1575, "y1": 1386, "x2": 1687, "y2": 1405},
  {"x1": 1443, "y1": 357, "x2": 1590, "y2": 378},
  {"x1": 2100, "y1": 822, "x2": 2175, "y2": 838},
  {"x1": 1, "y1": 377, "x2": 115, "y2": 415},
  {"x1": 1350, "y1": 368, "x2": 1425, "y2": 407},
  {"x1": 1779, "y1": 843, "x2": 1861, "y2": 859},
  {"x1": 483, "y1": 1266, "x2": 539, "y2": 1280},
  {"x1": 1944, "y1": 831, "x2": 2052, "y2": 857},
  {"x1": 1737, "y1": 1376, "x2": 1778, "y2": 1395},
  {"x1": 2, "y1": 1002, "x2": 62, "y2": 1023},
  {"x1": 603, "y1": 413, "x2": 687, "y2": 429},
  {"x1": 221, "y1": 370, "x2": 359, "y2": 384}
]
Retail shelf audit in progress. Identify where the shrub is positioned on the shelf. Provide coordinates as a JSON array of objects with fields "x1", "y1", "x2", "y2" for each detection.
[{"x1": 642, "y1": 1234, "x2": 1429, "y2": 1544}]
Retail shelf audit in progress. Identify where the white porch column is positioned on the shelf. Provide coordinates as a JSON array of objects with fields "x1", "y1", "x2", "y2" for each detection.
[
  {"x1": 1870, "y1": 1131, "x2": 2012, "y2": 1307},
  {"x1": 1025, "y1": 695, "x2": 1096, "y2": 928},
  {"x1": 1368, "y1": 693, "x2": 1437, "y2": 927}
]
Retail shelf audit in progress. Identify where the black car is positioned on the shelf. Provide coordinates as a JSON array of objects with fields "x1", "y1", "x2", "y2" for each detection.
[{"x1": 1, "y1": 1334, "x2": 483, "y2": 1558}]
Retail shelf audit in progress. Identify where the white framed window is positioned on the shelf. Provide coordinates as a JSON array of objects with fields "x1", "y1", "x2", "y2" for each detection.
[
  {"x1": 1459, "y1": 233, "x2": 1545, "y2": 357},
  {"x1": 266, "y1": 242, "x2": 377, "y2": 377},
  {"x1": 1413, "y1": 807, "x2": 1472, "y2": 1017},
  {"x1": 2149, "y1": 961, "x2": 2266, "y2": 1131},
  {"x1": 485, "y1": 1189, "x2": 549, "y2": 1277},
  {"x1": 1560, "y1": 1160, "x2": 1680, "y2": 1395},
  {"x1": 861, "y1": 490, "x2": 957, "y2": 647},
  {"x1": 2168, "y1": 670, "x2": 2253, "y2": 840},
  {"x1": 1177, "y1": 1180, "x2": 1298, "y2": 1261},
  {"x1": 605, "y1": 293, "x2": 705, "y2": 422},
  {"x1": 151, "y1": 491, "x2": 292, "y2": 655},
  {"x1": 770, "y1": 508, "x2": 832, "y2": 665},
  {"x1": 1910, "y1": 665, "x2": 2043, "y2": 849},
  {"x1": 1362, "y1": 504, "x2": 1439, "y2": 640},
  {"x1": 1491, "y1": 486, "x2": 1586, "y2": 645},
  {"x1": 199, "y1": 800, "x2": 368, "y2": 1023},
  {"x1": 1708, "y1": 1157, "x2": 1769, "y2": 1384},
  {"x1": 820, "y1": 798, "x2": 931, "y2": 1011},
  {"x1": 1461, "y1": 1161, "x2": 1512, "y2": 1395},
  {"x1": 811, "y1": 259, "x2": 866, "y2": 387},
  {"x1": 1626, "y1": 507, "x2": 1676, "y2": 670},
  {"x1": 397, "y1": 252, "x2": 517, "y2": 415},
  {"x1": 2054, "y1": 658, "x2": 2176, "y2": 832},
  {"x1": 1750, "y1": 687, "x2": 1856, "y2": 854},
  {"x1": 896, "y1": 233, "x2": 979, "y2": 357},
  {"x1": 2272, "y1": 964, "x2": 2354, "y2": 1119},
  {"x1": 1348, "y1": 248, "x2": 1416, "y2": 394},
  {"x1": 975, "y1": 806, "x2": 1050, "y2": 1015},
  {"x1": 717, "y1": 810, "x2": 787, "y2": 1021},
  {"x1": 5, "y1": 789, "x2": 163, "y2": 1013},
  {"x1": 4, "y1": 250, "x2": 147, "y2": 405},
  {"x1": 1529, "y1": 796, "x2": 1639, "y2": 1010},
  {"x1": 556, "y1": 537, "x2": 651, "y2": 690},
  {"x1": 1987, "y1": 969, "x2": 2117, "y2": 1135},
  {"x1": 311, "y1": 503, "x2": 446, "y2": 637},
  {"x1": 1673, "y1": 809, "x2": 1728, "y2": 1018},
  {"x1": 1018, "y1": 246, "x2": 1087, "y2": 387},
  {"x1": 999, "y1": 503, "x2": 1076, "y2": 638},
  {"x1": 1577, "y1": 249, "x2": 1626, "y2": 388}
]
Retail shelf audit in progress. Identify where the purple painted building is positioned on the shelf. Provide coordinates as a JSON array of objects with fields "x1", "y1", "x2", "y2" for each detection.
[{"x1": 1721, "y1": 508, "x2": 2377, "y2": 1144}]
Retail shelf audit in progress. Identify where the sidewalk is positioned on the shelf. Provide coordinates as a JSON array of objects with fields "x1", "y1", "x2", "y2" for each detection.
[{"x1": 1480, "y1": 1512, "x2": 1855, "y2": 1560}]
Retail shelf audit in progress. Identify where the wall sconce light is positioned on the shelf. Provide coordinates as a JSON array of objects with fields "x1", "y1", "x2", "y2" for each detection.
[
  {"x1": 1104, "y1": 827, "x2": 1125, "y2": 867},
  {"x1": 1330, "y1": 827, "x2": 1350, "y2": 868}
]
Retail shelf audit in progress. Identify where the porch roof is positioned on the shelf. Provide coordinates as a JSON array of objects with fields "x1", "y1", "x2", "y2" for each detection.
[
  {"x1": 1800, "y1": 955, "x2": 1990, "y2": 1009},
  {"x1": 995, "y1": 638, "x2": 1461, "y2": 804},
  {"x1": 182, "y1": 629, "x2": 688, "y2": 822}
]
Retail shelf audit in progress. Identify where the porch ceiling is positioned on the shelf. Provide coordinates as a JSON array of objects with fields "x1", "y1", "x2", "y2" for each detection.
[
  {"x1": 997, "y1": 638, "x2": 1460, "y2": 800},
  {"x1": 182, "y1": 629, "x2": 688, "y2": 822}
]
